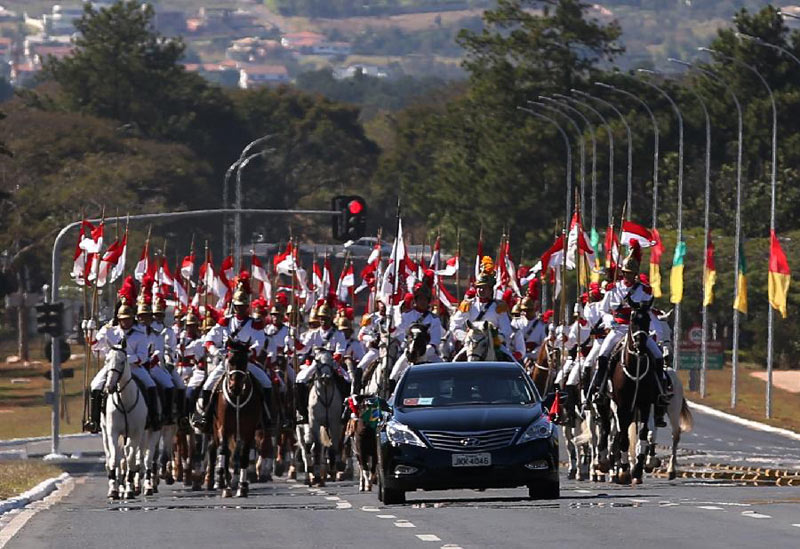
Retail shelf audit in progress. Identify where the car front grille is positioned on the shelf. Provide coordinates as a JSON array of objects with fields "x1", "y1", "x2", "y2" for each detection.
[{"x1": 421, "y1": 428, "x2": 519, "y2": 452}]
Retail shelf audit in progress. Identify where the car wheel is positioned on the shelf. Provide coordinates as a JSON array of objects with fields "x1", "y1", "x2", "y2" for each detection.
[
  {"x1": 377, "y1": 472, "x2": 385, "y2": 503},
  {"x1": 528, "y1": 480, "x2": 559, "y2": 500},
  {"x1": 378, "y1": 470, "x2": 405, "y2": 504}
]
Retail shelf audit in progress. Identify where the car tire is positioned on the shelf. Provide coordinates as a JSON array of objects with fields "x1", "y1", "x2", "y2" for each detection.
[
  {"x1": 378, "y1": 471, "x2": 405, "y2": 504},
  {"x1": 528, "y1": 480, "x2": 559, "y2": 500}
]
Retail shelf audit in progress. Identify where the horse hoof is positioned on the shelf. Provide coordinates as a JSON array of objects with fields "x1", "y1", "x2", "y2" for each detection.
[
  {"x1": 124, "y1": 490, "x2": 135, "y2": 500},
  {"x1": 165, "y1": 476, "x2": 175, "y2": 486},
  {"x1": 632, "y1": 477, "x2": 643, "y2": 485},
  {"x1": 191, "y1": 482, "x2": 202, "y2": 492},
  {"x1": 108, "y1": 490, "x2": 119, "y2": 500},
  {"x1": 236, "y1": 486, "x2": 249, "y2": 498},
  {"x1": 336, "y1": 472, "x2": 345, "y2": 482},
  {"x1": 616, "y1": 472, "x2": 632, "y2": 485},
  {"x1": 288, "y1": 469, "x2": 297, "y2": 481},
  {"x1": 134, "y1": 487, "x2": 142, "y2": 496},
  {"x1": 222, "y1": 488, "x2": 232, "y2": 498},
  {"x1": 152, "y1": 485, "x2": 159, "y2": 494},
  {"x1": 144, "y1": 488, "x2": 154, "y2": 496},
  {"x1": 567, "y1": 469, "x2": 576, "y2": 480},
  {"x1": 668, "y1": 471, "x2": 677, "y2": 481},
  {"x1": 248, "y1": 470, "x2": 258, "y2": 484}
]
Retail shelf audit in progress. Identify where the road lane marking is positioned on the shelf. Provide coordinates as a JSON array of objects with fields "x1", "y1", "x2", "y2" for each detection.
[
  {"x1": 377, "y1": 514, "x2": 396, "y2": 518},
  {"x1": 416, "y1": 535, "x2": 441, "y2": 542},
  {"x1": 441, "y1": 545, "x2": 464, "y2": 549},
  {"x1": 575, "y1": 489, "x2": 593, "y2": 494},
  {"x1": 629, "y1": 498, "x2": 648, "y2": 503},
  {"x1": 394, "y1": 521, "x2": 416, "y2": 528},
  {"x1": 361, "y1": 506, "x2": 381, "y2": 512},
  {"x1": 336, "y1": 502, "x2": 353, "y2": 509},
  {"x1": 325, "y1": 496, "x2": 340, "y2": 501},
  {"x1": 697, "y1": 506, "x2": 724, "y2": 510},
  {"x1": 792, "y1": 524, "x2": 800, "y2": 528},
  {"x1": 741, "y1": 511, "x2": 771, "y2": 519}
]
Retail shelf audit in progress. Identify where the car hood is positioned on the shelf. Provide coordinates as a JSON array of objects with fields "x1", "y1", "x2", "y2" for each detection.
[{"x1": 394, "y1": 403, "x2": 543, "y2": 432}]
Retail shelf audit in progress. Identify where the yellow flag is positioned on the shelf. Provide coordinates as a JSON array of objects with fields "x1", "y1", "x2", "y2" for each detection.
[
  {"x1": 650, "y1": 262, "x2": 662, "y2": 298},
  {"x1": 669, "y1": 242, "x2": 686, "y2": 305},
  {"x1": 733, "y1": 242, "x2": 747, "y2": 314}
]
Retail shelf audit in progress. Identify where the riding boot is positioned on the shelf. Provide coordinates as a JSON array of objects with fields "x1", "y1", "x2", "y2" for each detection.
[
  {"x1": 350, "y1": 366, "x2": 363, "y2": 396},
  {"x1": 654, "y1": 404, "x2": 667, "y2": 428},
  {"x1": 175, "y1": 389, "x2": 188, "y2": 430},
  {"x1": 654, "y1": 358, "x2": 672, "y2": 405},
  {"x1": 295, "y1": 382, "x2": 309, "y2": 424},
  {"x1": 83, "y1": 389, "x2": 103, "y2": 434},
  {"x1": 258, "y1": 384, "x2": 273, "y2": 430},
  {"x1": 146, "y1": 387, "x2": 161, "y2": 430},
  {"x1": 163, "y1": 388, "x2": 175, "y2": 425},
  {"x1": 587, "y1": 356, "x2": 609, "y2": 402},
  {"x1": 565, "y1": 385, "x2": 579, "y2": 423},
  {"x1": 191, "y1": 389, "x2": 213, "y2": 430}
]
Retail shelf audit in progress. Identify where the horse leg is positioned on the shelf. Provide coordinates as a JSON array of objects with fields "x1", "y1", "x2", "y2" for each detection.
[
  {"x1": 668, "y1": 423, "x2": 680, "y2": 480},
  {"x1": 237, "y1": 441, "x2": 251, "y2": 498},
  {"x1": 632, "y1": 409, "x2": 651, "y2": 485},
  {"x1": 614, "y1": 412, "x2": 632, "y2": 485},
  {"x1": 205, "y1": 437, "x2": 216, "y2": 492},
  {"x1": 565, "y1": 425, "x2": 578, "y2": 480},
  {"x1": 645, "y1": 420, "x2": 661, "y2": 473},
  {"x1": 219, "y1": 439, "x2": 232, "y2": 498}
]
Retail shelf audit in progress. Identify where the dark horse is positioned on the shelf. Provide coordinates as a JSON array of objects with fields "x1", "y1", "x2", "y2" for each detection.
[
  {"x1": 608, "y1": 302, "x2": 661, "y2": 485},
  {"x1": 207, "y1": 339, "x2": 263, "y2": 497},
  {"x1": 528, "y1": 336, "x2": 560, "y2": 398}
]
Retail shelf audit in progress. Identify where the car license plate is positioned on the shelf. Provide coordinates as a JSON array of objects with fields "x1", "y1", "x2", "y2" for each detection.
[{"x1": 452, "y1": 453, "x2": 491, "y2": 467}]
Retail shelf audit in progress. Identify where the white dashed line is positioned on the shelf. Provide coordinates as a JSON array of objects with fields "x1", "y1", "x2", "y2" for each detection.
[
  {"x1": 377, "y1": 514, "x2": 397, "y2": 519},
  {"x1": 741, "y1": 511, "x2": 771, "y2": 519},
  {"x1": 575, "y1": 489, "x2": 593, "y2": 494},
  {"x1": 441, "y1": 545, "x2": 464, "y2": 549},
  {"x1": 792, "y1": 524, "x2": 800, "y2": 528},
  {"x1": 697, "y1": 506, "x2": 724, "y2": 511},
  {"x1": 416, "y1": 534, "x2": 441, "y2": 542},
  {"x1": 361, "y1": 506, "x2": 381, "y2": 512},
  {"x1": 325, "y1": 496, "x2": 340, "y2": 501},
  {"x1": 336, "y1": 502, "x2": 353, "y2": 509},
  {"x1": 629, "y1": 498, "x2": 649, "y2": 503},
  {"x1": 394, "y1": 521, "x2": 416, "y2": 528}
]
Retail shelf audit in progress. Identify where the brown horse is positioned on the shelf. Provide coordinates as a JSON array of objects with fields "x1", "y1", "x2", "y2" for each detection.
[
  {"x1": 528, "y1": 336, "x2": 561, "y2": 397},
  {"x1": 345, "y1": 395, "x2": 380, "y2": 491},
  {"x1": 608, "y1": 304, "x2": 661, "y2": 485},
  {"x1": 207, "y1": 340, "x2": 263, "y2": 497}
]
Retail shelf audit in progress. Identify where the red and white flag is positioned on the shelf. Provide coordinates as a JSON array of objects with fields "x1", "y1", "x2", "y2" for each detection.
[
  {"x1": 180, "y1": 252, "x2": 195, "y2": 280},
  {"x1": 322, "y1": 256, "x2": 333, "y2": 296},
  {"x1": 93, "y1": 238, "x2": 125, "y2": 288},
  {"x1": 158, "y1": 257, "x2": 175, "y2": 295},
  {"x1": 567, "y1": 211, "x2": 597, "y2": 269},
  {"x1": 220, "y1": 255, "x2": 235, "y2": 288},
  {"x1": 436, "y1": 255, "x2": 459, "y2": 277},
  {"x1": 438, "y1": 283, "x2": 458, "y2": 313},
  {"x1": 134, "y1": 240, "x2": 150, "y2": 282},
  {"x1": 70, "y1": 220, "x2": 93, "y2": 286},
  {"x1": 83, "y1": 222, "x2": 105, "y2": 281},
  {"x1": 380, "y1": 218, "x2": 406, "y2": 303},
  {"x1": 336, "y1": 263, "x2": 355, "y2": 303},
  {"x1": 474, "y1": 232, "x2": 484, "y2": 280},
  {"x1": 173, "y1": 272, "x2": 189, "y2": 306},
  {"x1": 539, "y1": 234, "x2": 566, "y2": 273},
  {"x1": 621, "y1": 221, "x2": 655, "y2": 249},
  {"x1": 605, "y1": 227, "x2": 621, "y2": 269},
  {"x1": 110, "y1": 232, "x2": 127, "y2": 284},
  {"x1": 274, "y1": 242, "x2": 295, "y2": 275},
  {"x1": 251, "y1": 253, "x2": 272, "y2": 301}
]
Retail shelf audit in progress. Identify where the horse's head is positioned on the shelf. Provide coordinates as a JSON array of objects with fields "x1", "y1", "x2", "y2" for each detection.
[
  {"x1": 628, "y1": 300, "x2": 652, "y2": 353},
  {"x1": 104, "y1": 344, "x2": 128, "y2": 394},
  {"x1": 464, "y1": 320, "x2": 497, "y2": 362},
  {"x1": 312, "y1": 347, "x2": 335, "y2": 385},
  {"x1": 225, "y1": 338, "x2": 251, "y2": 395},
  {"x1": 406, "y1": 322, "x2": 430, "y2": 363}
]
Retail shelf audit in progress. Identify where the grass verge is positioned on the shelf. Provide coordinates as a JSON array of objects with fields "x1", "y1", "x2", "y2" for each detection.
[
  {"x1": 678, "y1": 363, "x2": 800, "y2": 434},
  {"x1": 0, "y1": 461, "x2": 63, "y2": 500}
]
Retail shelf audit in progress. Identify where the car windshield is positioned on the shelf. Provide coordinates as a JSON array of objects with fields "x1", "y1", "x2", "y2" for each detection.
[{"x1": 397, "y1": 367, "x2": 537, "y2": 407}]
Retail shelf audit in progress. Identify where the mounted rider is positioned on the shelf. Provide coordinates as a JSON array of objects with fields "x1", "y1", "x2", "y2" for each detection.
[
  {"x1": 450, "y1": 257, "x2": 519, "y2": 361},
  {"x1": 178, "y1": 307, "x2": 207, "y2": 416},
  {"x1": 85, "y1": 276, "x2": 161, "y2": 432},
  {"x1": 511, "y1": 279, "x2": 546, "y2": 364},
  {"x1": 193, "y1": 272, "x2": 272, "y2": 431},
  {"x1": 152, "y1": 293, "x2": 188, "y2": 427},
  {"x1": 588, "y1": 241, "x2": 669, "y2": 427},
  {"x1": 392, "y1": 270, "x2": 442, "y2": 360},
  {"x1": 337, "y1": 309, "x2": 366, "y2": 394},
  {"x1": 355, "y1": 299, "x2": 388, "y2": 378}
]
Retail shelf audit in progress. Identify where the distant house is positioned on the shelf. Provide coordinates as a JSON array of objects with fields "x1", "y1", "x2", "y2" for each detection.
[
  {"x1": 23, "y1": 34, "x2": 71, "y2": 60},
  {"x1": 311, "y1": 42, "x2": 352, "y2": 56},
  {"x1": 184, "y1": 62, "x2": 240, "y2": 87},
  {"x1": 31, "y1": 44, "x2": 74, "y2": 65},
  {"x1": 0, "y1": 6, "x2": 21, "y2": 22},
  {"x1": 333, "y1": 64, "x2": 390, "y2": 80},
  {"x1": 238, "y1": 64, "x2": 290, "y2": 88},
  {"x1": 226, "y1": 37, "x2": 283, "y2": 63},
  {"x1": 280, "y1": 31, "x2": 325, "y2": 51}
]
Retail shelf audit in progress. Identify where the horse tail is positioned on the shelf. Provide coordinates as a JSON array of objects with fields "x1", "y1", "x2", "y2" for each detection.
[
  {"x1": 679, "y1": 398, "x2": 694, "y2": 433},
  {"x1": 320, "y1": 425, "x2": 333, "y2": 448}
]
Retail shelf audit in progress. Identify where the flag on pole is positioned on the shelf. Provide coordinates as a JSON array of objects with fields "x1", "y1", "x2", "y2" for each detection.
[
  {"x1": 621, "y1": 221, "x2": 655, "y2": 248},
  {"x1": 474, "y1": 231, "x2": 483, "y2": 280},
  {"x1": 733, "y1": 241, "x2": 748, "y2": 315},
  {"x1": 94, "y1": 239, "x2": 125, "y2": 288},
  {"x1": 604, "y1": 226, "x2": 620, "y2": 270},
  {"x1": 134, "y1": 240, "x2": 150, "y2": 282},
  {"x1": 110, "y1": 232, "x2": 127, "y2": 284},
  {"x1": 380, "y1": 218, "x2": 406, "y2": 303},
  {"x1": 274, "y1": 242, "x2": 294, "y2": 275},
  {"x1": 336, "y1": 263, "x2": 355, "y2": 303},
  {"x1": 322, "y1": 256, "x2": 333, "y2": 296},
  {"x1": 251, "y1": 253, "x2": 272, "y2": 301},
  {"x1": 669, "y1": 241, "x2": 686, "y2": 305},
  {"x1": 180, "y1": 252, "x2": 195, "y2": 280},
  {"x1": 649, "y1": 228, "x2": 664, "y2": 298},
  {"x1": 70, "y1": 220, "x2": 93, "y2": 285},
  {"x1": 703, "y1": 231, "x2": 716, "y2": 307},
  {"x1": 768, "y1": 230, "x2": 791, "y2": 319}
]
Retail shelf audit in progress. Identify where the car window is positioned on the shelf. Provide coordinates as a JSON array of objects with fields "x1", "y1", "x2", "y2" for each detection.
[{"x1": 399, "y1": 368, "x2": 536, "y2": 407}]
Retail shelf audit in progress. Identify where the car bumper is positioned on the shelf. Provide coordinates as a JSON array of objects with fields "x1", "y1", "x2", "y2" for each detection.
[{"x1": 380, "y1": 437, "x2": 559, "y2": 492}]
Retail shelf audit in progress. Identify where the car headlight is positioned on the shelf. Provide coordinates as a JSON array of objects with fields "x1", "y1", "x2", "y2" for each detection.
[
  {"x1": 517, "y1": 415, "x2": 555, "y2": 445},
  {"x1": 386, "y1": 419, "x2": 426, "y2": 448}
]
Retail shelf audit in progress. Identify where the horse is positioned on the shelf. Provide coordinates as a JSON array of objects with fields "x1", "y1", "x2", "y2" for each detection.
[
  {"x1": 528, "y1": 336, "x2": 561, "y2": 396},
  {"x1": 297, "y1": 348, "x2": 344, "y2": 486},
  {"x1": 345, "y1": 395, "x2": 380, "y2": 491},
  {"x1": 608, "y1": 303, "x2": 662, "y2": 485},
  {"x1": 101, "y1": 344, "x2": 147, "y2": 500},
  {"x1": 639, "y1": 368, "x2": 694, "y2": 480},
  {"x1": 363, "y1": 328, "x2": 401, "y2": 397},
  {"x1": 452, "y1": 320, "x2": 515, "y2": 362},
  {"x1": 389, "y1": 322, "x2": 438, "y2": 381},
  {"x1": 207, "y1": 339, "x2": 263, "y2": 498}
]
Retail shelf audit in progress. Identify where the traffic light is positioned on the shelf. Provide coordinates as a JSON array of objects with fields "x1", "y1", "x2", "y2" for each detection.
[
  {"x1": 35, "y1": 302, "x2": 64, "y2": 337},
  {"x1": 332, "y1": 195, "x2": 367, "y2": 241}
]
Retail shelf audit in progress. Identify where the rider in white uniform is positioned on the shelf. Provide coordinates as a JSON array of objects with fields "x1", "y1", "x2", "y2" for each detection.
[
  {"x1": 193, "y1": 275, "x2": 271, "y2": 429},
  {"x1": 389, "y1": 276, "x2": 443, "y2": 381},
  {"x1": 176, "y1": 308, "x2": 206, "y2": 418},
  {"x1": 511, "y1": 281, "x2": 546, "y2": 364},
  {"x1": 355, "y1": 300, "x2": 388, "y2": 375}
]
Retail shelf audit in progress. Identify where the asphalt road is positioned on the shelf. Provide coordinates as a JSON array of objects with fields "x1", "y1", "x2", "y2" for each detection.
[{"x1": 3, "y1": 406, "x2": 800, "y2": 549}]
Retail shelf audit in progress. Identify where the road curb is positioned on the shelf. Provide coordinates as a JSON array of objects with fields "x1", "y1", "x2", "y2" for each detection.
[
  {"x1": 687, "y1": 400, "x2": 800, "y2": 443},
  {"x1": 0, "y1": 473, "x2": 70, "y2": 516},
  {"x1": 0, "y1": 433, "x2": 99, "y2": 449}
]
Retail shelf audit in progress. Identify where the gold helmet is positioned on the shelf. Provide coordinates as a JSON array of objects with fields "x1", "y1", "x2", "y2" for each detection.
[
  {"x1": 184, "y1": 308, "x2": 199, "y2": 326},
  {"x1": 475, "y1": 256, "x2": 496, "y2": 287},
  {"x1": 136, "y1": 293, "x2": 152, "y2": 316},
  {"x1": 520, "y1": 295, "x2": 538, "y2": 313},
  {"x1": 201, "y1": 309, "x2": 216, "y2": 333},
  {"x1": 307, "y1": 307, "x2": 319, "y2": 327},
  {"x1": 511, "y1": 300, "x2": 522, "y2": 316},
  {"x1": 232, "y1": 283, "x2": 250, "y2": 306},
  {"x1": 316, "y1": 302, "x2": 333, "y2": 320},
  {"x1": 335, "y1": 315, "x2": 352, "y2": 331},
  {"x1": 620, "y1": 240, "x2": 642, "y2": 274},
  {"x1": 117, "y1": 297, "x2": 135, "y2": 320},
  {"x1": 153, "y1": 294, "x2": 167, "y2": 315}
]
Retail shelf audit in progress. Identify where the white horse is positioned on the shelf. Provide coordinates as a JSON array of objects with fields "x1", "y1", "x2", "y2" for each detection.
[
  {"x1": 452, "y1": 320, "x2": 508, "y2": 362},
  {"x1": 136, "y1": 395, "x2": 162, "y2": 496},
  {"x1": 298, "y1": 348, "x2": 344, "y2": 486},
  {"x1": 101, "y1": 345, "x2": 147, "y2": 500},
  {"x1": 641, "y1": 369, "x2": 694, "y2": 479}
]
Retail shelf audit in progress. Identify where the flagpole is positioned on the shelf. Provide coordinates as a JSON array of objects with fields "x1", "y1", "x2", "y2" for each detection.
[
  {"x1": 383, "y1": 198, "x2": 401, "y2": 400},
  {"x1": 79, "y1": 210, "x2": 90, "y2": 429},
  {"x1": 455, "y1": 228, "x2": 461, "y2": 302}
]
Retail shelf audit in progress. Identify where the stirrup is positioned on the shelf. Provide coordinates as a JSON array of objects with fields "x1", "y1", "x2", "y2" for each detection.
[{"x1": 83, "y1": 420, "x2": 100, "y2": 434}]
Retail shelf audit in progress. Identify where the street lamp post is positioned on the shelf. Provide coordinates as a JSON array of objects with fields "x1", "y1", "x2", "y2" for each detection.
[
  {"x1": 518, "y1": 106, "x2": 573, "y2": 229},
  {"x1": 572, "y1": 89, "x2": 633, "y2": 221},
  {"x1": 235, "y1": 151, "x2": 266, "y2": 270},
  {"x1": 528, "y1": 100, "x2": 583, "y2": 221},
  {"x1": 556, "y1": 93, "x2": 613, "y2": 232},
  {"x1": 595, "y1": 82, "x2": 659, "y2": 230},
  {"x1": 541, "y1": 96, "x2": 597, "y2": 222},
  {"x1": 699, "y1": 46, "x2": 778, "y2": 418},
  {"x1": 635, "y1": 69, "x2": 685, "y2": 373}
]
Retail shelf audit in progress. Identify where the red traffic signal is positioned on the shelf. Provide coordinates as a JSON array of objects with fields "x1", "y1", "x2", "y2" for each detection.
[{"x1": 348, "y1": 199, "x2": 364, "y2": 215}]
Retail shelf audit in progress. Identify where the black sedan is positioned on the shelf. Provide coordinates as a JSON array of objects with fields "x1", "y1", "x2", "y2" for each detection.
[{"x1": 376, "y1": 361, "x2": 559, "y2": 504}]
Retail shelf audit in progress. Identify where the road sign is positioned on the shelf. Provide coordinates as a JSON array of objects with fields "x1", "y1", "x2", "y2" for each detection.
[
  {"x1": 688, "y1": 325, "x2": 703, "y2": 345},
  {"x1": 678, "y1": 341, "x2": 724, "y2": 370}
]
